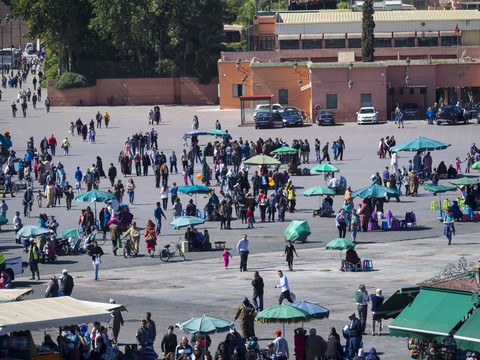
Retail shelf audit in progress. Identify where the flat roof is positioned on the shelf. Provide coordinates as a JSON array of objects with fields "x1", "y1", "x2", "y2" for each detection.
[{"x1": 277, "y1": 9, "x2": 480, "y2": 23}]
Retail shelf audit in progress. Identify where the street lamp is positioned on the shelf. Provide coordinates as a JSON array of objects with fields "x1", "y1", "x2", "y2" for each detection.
[
  {"x1": 293, "y1": 61, "x2": 309, "y2": 88},
  {"x1": 405, "y1": 57, "x2": 411, "y2": 85},
  {"x1": 348, "y1": 62, "x2": 353, "y2": 89}
]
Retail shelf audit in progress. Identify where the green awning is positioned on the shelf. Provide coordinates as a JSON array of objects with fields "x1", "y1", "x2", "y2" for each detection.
[
  {"x1": 373, "y1": 286, "x2": 420, "y2": 321},
  {"x1": 389, "y1": 288, "x2": 475, "y2": 341},
  {"x1": 455, "y1": 309, "x2": 480, "y2": 353}
]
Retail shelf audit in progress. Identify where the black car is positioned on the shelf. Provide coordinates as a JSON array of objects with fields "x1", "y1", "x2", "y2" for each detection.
[
  {"x1": 435, "y1": 106, "x2": 466, "y2": 125},
  {"x1": 317, "y1": 110, "x2": 335, "y2": 125},
  {"x1": 254, "y1": 112, "x2": 274, "y2": 129},
  {"x1": 465, "y1": 103, "x2": 480, "y2": 119},
  {"x1": 402, "y1": 103, "x2": 419, "y2": 120}
]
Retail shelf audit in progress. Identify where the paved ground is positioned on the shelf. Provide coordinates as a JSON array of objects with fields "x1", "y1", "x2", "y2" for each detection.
[{"x1": 0, "y1": 75, "x2": 479, "y2": 359}]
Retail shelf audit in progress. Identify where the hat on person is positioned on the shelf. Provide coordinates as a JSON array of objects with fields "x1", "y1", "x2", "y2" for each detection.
[
  {"x1": 242, "y1": 296, "x2": 248, "y2": 302},
  {"x1": 131, "y1": 221, "x2": 136, "y2": 226},
  {"x1": 62, "y1": 269, "x2": 68, "y2": 274},
  {"x1": 146, "y1": 339, "x2": 154, "y2": 345},
  {"x1": 348, "y1": 313, "x2": 356, "y2": 319},
  {"x1": 146, "y1": 219, "x2": 155, "y2": 229},
  {"x1": 274, "y1": 330, "x2": 282, "y2": 336},
  {"x1": 109, "y1": 298, "x2": 116, "y2": 304}
]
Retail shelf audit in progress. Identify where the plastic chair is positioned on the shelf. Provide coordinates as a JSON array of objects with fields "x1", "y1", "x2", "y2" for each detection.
[
  {"x1": 381, "y1": 220, "x2": 389, "y2": 231},
  {"x1": 430, "y1": 201, "x2": 439, "y2": 210},
  {"x1": 368, "y1": 221, "x2": 376, "y2": 231},
  {"x1": 443, "y1": 199, "x2": 450, "y2": 210},
  {"x1": 362, "y1": 259, "x2": 374, "y2": 271}
]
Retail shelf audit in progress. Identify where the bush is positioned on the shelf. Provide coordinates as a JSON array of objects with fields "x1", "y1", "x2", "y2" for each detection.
[
  {"x1": 54, "y1": 72, "x2": 94, "y2": 89},
  {"x1": 221, "y1": 41, "x2": 247, "y2": 52}
]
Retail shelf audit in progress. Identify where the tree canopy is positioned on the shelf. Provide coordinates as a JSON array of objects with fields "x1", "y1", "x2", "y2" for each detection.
[
  {"x1": 361, "y1": 0, "x2": 375, "y2": 62},
  {"x1": 9, "y1": 0, "x2": 226, "y2": 83}
]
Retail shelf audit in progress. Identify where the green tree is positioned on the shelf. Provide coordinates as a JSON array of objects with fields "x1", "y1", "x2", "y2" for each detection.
[
  {"x1": 10, "y1": 0, "x2": 93, "y2": 74},
  {"x1": 337, "y1": 1, "x2": 348, "y2": 9},
  {"x1": 361, "y1": 0, "x2": 375, "y2": 62}
]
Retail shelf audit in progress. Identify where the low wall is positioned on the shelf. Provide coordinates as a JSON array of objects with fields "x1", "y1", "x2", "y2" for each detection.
[{"x1": 48, "y1": 77, "x2": 219, "y2": 106}]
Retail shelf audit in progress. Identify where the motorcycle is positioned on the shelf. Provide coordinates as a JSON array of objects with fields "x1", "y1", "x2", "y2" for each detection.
[{"x1": 54, "y1": 237, "x2": 71, "y2": 256}]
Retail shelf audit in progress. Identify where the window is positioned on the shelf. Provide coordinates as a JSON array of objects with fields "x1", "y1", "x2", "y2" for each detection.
[
  {"x1": 348, "y1": 39, "x2": 361, "y2": 48},
  {"x1": 360, "y1": 93, "x2": 372, "y2": 107},
  {"x1": 441, "y1": 36, "x2": 461, "y2": 46},
  {"x1": 394, "y1": 38, "x2": 414, "y2": 47},
  {"x1": 375, "y1": 38, "x2": 392, "y2": 48},
  {"x1": 279, "y1": 89, "x2": 289, "y2": 105},
  {"x1": 418, "y1": 37, "x2": 438, "y2": 47},
  {"x1": 279, "y1": 40, "x2": 300, "y2": 49},
  {"x1": 302, "y1": 39, "x2": 322, "y2": 49},
  {"x1": 325, "y1": 39, "x2": 346, "y2": 49},
  {"x1": 232, "y1": 84, "x2": 244, "y2": 98},
  {"x1": 326, "y1": 94, "x2": 338, "y2": 109}
]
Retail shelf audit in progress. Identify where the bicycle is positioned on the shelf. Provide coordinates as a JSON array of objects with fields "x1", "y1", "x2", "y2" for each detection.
[
  {"x1": 122, "y1": 237, "x2": 138, "y2": 258},
  {"x1": 159, "y1": 241, "x2": 186, "y2": 262}
]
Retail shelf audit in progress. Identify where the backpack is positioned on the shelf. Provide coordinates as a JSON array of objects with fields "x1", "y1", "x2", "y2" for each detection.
[{"x1": 355, "y1": 289, "x2": 363, "y2": 303}]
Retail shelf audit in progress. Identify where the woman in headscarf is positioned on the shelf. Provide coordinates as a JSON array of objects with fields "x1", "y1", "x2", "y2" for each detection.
[
  {"x1": 96, "y1": 156, "x2": 106, "y2": 178},
  {"x1": 144, "y1": 219, "x2": 157, "y2": 257},
  {"x1": 233, "y1": 297, "x2": 256, "y2": 339}
]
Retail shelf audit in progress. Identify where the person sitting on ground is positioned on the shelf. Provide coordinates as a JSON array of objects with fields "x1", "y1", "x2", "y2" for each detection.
[
  {"x1": 320, "y1": 198, "x2": 334, "y2": 217},
  {"x1": 447, "y1": 164, "x2": 458, "y2": 179},
  {"x1": 437, "y1": 161, "x2": 447, "y2": 178}
]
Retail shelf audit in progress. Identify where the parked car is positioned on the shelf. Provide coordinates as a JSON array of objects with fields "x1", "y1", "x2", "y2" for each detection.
[
  {"x1": 253, "y1": 103, "x2": 283, "y2": 117},
  {"x1": 282, "y1": 108, "x2": 304, "y2": 127},
  {"x1": 435, "y1": 105, "x2": 466, "y2": 125},
  {"x1": 357, "y1": 107, "x2": 379, "y2": 124},
  {"x1": 254, "y1": 111, "x2": 274, "y2": 129},
  {"x1": 402, "y1": 103, "x2": 419, "y2": 120},
  {"x1": 464, "y1": 102, "x2": 480, "y2": 119},
  {"x1": 4, "y1": 256, "x2": 27, "y2": 281},
  {"x1": 317, "y1": 110, "x2": 335, "y2": 125}
]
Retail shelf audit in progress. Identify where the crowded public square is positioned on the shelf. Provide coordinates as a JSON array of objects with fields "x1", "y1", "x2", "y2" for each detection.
[{"x1": 0, "y1": 70, "x2": 479, "y2": 360}]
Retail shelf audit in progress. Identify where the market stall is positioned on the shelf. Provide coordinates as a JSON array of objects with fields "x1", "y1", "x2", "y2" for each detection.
[{"x1": 0, "y1": 296, "x2": 125, "y2": 359}]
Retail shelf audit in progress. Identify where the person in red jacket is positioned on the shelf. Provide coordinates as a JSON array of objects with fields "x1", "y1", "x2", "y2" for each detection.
[{"x1": 48, "y1": 134, "x2": 57, "y2": 156}]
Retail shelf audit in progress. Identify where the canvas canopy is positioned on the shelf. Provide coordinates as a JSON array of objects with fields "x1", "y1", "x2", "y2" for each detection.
[
  {"x1": 0, "y1": 296, "x2": 126, "y2": 335},
  {"x1": 0, "y1": 288, "x2": 34, "y2": 303}
]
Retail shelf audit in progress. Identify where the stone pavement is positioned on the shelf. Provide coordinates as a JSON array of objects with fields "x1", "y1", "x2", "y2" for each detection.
[{"x1": 0, "y1": 75, "x2": 479, "y2": 359}]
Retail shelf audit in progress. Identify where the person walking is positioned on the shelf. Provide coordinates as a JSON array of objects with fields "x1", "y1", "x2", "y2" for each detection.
[
  {"x1": 233, "y1": 297, "x2": 256, "y2": 339},
  {"x1": 443, "y1": 208, "x2": 455, "y2": 245},
  {"x1": 88, "y1": 240, "x2": 104, "y2": 281},
  {"x1": 154, "y1": 202, "x2": 167, "y2": 235},
  {"x1": 275, "y1": 270, "x2": 294, "y2": 304},
  {"x1": 161, "y1": 326, "x2": 178, "y2": 359},
  {"x1": 252, "y1": 271, "x2": 264, "y2": 311},
  {"x1": 337, "y1": 136, "x2": 346, "y2": 161},
  {"x1": 347, "y1": 313, "x2": 363, "y2": 359},
  {"x1": 355, "y1": 284, "x2": 369, "y2": 334},
  {"x1": 335, "y1": 209, "x2": 347, "y2": 238},
  {"x1": 127, "y1": 178, "x2": 136, "y2": 205},
  {"x1": 237, "y1": 234, "x2": 249, "y2": 272},
  {"x1": 219, "y1": 248, "x2": 232, "y2": 269},
  {"x1": 284, "y1": 240, "x2": 298, "y2": 271},
  {"x1": 350, "y1": 208, "x2": 360, "y2": 244},
  {"x1": 110, "y1": 299, "x2": 124, "y2": 344},
  {"x1": 109, "y1": 221, "x2": 121, "y2": 256},
  {"x1": 273, "y1": 330, "x2": 289, "y2": 360},
  {"x1": 59, "y1": 269, "x2": 74, "y2": 296},
  {"x1": 145, "y1": 220, "x2": 157, "y2": 257}
]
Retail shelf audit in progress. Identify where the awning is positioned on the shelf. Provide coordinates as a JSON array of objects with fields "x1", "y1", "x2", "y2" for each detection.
[
  {"x1": 373, "y1": 286, "x2": 420, "y2": 321},
  {"x1": 324, "y1": 33, "x2": 345, "y2": 40},
  {"x1": 347, "y1": 33, "x2": 362, "y2": 39},
  {"x1": 455, "y1": 309, "x2": 480, "y2": 353},
  {"x1": 393, "y1": 32, "x2": 415, "y2": 38},
  {"x1": 278, "y1": 34, "x2": 300, "y2": 40},
  {"x1": 301, "y1": 34, "x2": 323, "y2": 40},
  {"x1": 0, "y1": 288, "x2": 34, "y2": 303},
  {"x1": 389, "y1": 288, "x2": 475, "y2": 341},
  {"x1": 440, "y1": 30, "x2": 456, "y2": 36},
  {"x1": 375, "y1": 32, "x2": 392, "y2": 38},
  {"x1": 418, "y1": 31, "x2": 439, "y2": 38},
  {"x1": 0, "y1": 296, "x2": 126, "y2": 335}
]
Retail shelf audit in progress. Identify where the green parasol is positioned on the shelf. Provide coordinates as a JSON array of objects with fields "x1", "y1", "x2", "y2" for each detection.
[
  {"x1": 302, "y1": 186, "x2": 336, "y2": 197},
  {"x1": 271, "y1": 147, "x2": 299, "y2": 155},
  {"x1": 471, "y1": 161, "x2": 480, "y2": 170},
  {"x1": 449, "y1": 177, "x2": 480, "y2": 186},
  {"x1": 284, "y1": 220, "x2": 311, "y2": 243},
  {"x1": 170, "y1": 216, "x2": 206, "y2": 229},
  {"x1": 311, "y1": 163, "x2": 340, "y2": 173},
  {"x1": 74, "y1": 189, "x2": 116, "y2": 219},
  {"x1": 61, "y1": 228, "x2": 81, "y2": 239},
  {"x1": 351, "y1": 184, "x2": 402, "y2": 199},
  {"x1": 207, "y1": 129, "x2": 231, "y2": 138},
  {"x1": 0, "y1": 216, "x2": 8, "y2": 226},
  {"x1": 390, "y1": 136, "x2": 451, "y2": 152},
  {"x1": 176, "y1": 315, "x2": 233, "y2": 334}
]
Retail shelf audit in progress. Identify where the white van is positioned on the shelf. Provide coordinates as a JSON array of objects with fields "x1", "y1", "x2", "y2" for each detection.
[{"x1": 25, "y1": 43, "x2": 35, "y2": 55}]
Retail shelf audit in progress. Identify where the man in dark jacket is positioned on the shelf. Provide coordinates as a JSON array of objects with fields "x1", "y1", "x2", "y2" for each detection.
[
  {"x1": 108, "y1": 163, "x2": 117, "y2": 187},
  {"x1": 348, "y1": 313, "x2": 363, "y2": 359},
  {"x1": 252, "y1": 271, "x2": 264, "y2": 311},
  {"x1": 161, "y1": 325, "x2": 177, "y2": 358},
  {"x1": 59, "y1": 269, "x2": 74, "y2": 296}
]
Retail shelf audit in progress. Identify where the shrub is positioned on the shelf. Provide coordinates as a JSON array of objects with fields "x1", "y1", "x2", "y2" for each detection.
[{"x1": 54, "y1": 72, "x2": 93, "y2": 89}]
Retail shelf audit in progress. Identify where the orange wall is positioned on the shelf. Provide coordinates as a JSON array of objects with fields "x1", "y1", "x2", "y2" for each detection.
[
  {"x1": 218, "y1": 61, "x2": 254, "y2": 109},
  {"x1": 48, "y1": 77, "x2": 219, "y2": 106}
]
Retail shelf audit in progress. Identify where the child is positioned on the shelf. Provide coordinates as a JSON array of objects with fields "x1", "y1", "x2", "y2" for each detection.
[
  {"x1": 75, "y1": 180, "x2": 82, "y2": 194},
  {"x1": 332, "y1": 141, "x2": 339, "y2": 161},
  {"x1": 246, "y1": 206, "x2": 254, "y2": 229},
  {"x1": 36, "y1": 190, "x2": 45, "y2": 207},
  {"x1": 182, "y1": 171, "x2": 188, "y2": 186},
  {"x1": 455, "y1": 157, "x2": 463, "y2": 173},
  {"x1": 89, "y1": 128, "x2": 96, "y2": 143},
  {"x1": 219, "y1": 248, "x2": 232, "y2": 269}
]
